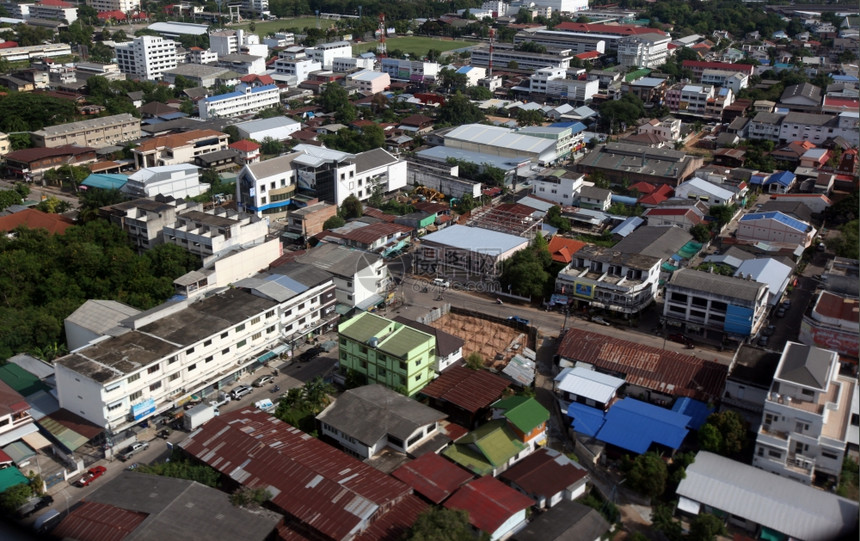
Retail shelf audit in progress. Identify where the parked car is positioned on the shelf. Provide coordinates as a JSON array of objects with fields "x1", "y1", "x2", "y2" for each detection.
[
  {"x1": 77, "y1": 466, "x2": 107, "y2": 487},
  {"x1": 782, "y1": 299, "x2": 791, "y2": 309},
  {"x1": 590, "y1": 316, "x2": 611, "y2": 326},
  {"x1": 758, "y1": 335, "x2": 769, "y2": 347},
  {"x1": 231, "y1": 385, "x2": 252, "y2": 400},
  {"x1": 15, "y1": 496, "x2": 53, "y2": 519},
  {"x1": 776, "y1": 306, "x2": 787, "y2": 318},
  {"x1": 763, "y1": 324, "x2": 776, "y2": 337},
  {"x1": 508, "y1": 315, "x2": 530, "y2": 325},
  {"x1": 667, "y1": 333, "x2": 694, "y2": 347},
  {"x1": 433, "y1": 278, "x2": 450, "y2": 288},
  {"x1": 299, "y1": 346, "x2": 323, "y2": 362},
  {"x1": 118, "y1": 441, "x2": 149, "y2": 461},
  {"x1": 252, "y1": 375, "x2": 274, "y2": 387}
]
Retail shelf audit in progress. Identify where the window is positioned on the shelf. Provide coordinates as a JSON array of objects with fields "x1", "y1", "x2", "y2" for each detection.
[
  {"x1": 768, "y1": 449, "x2": 781, "y2": 458},
  {"x1": 168, "y1": 356, "x2": 178, "y2": 364},
  {"x1": 205, "y1": 355, "x2": 214, "y2": 363},
  {"x1": 169, "y1": 373, "x2": 180, "y2": 381},
  {"x1": 266, "y1": 310, "x2": 275, "y2": 318},
  {"x1": 236, "y1": 323, "x2": 246, "y2": 332},
  {"x1": 203, "y1": 339, "x2": 212, "y2": 347},
  {"x1": 149, "y1": 381, "x2": 162, "y2": 391},
  {"x1": 128, "y1": 373, "x2": 140, "y2": 383},
  {"x1": 188, "y1": 364, "x2": 197, "y2": 372},
  {"x1": 186, "y1": 347, "x2": 195, "y2": 355},
  {"x1": 107, "y1": 402, "x2": 123, "y2": 411},
  {"x1": 221, "y1": 331, "x2": 228, "y2": 338},
  {"x1": 801, "y1": 389, "x2": 814, "y2": 397},
  {"x1": 340, "y1": 338, "x2": 346, "y2": 345},
  {"x1": 237, "y1": 339, "x2": 247, "y2": 348},
  {"x1": 360, "y1": 346, "x2": 368, "y2": 354},
  {"x1": 130, "y1": 390, "x2": 143, "y2": 401},
  {"x1": 340, "y1": 351, "x2": 347, "y2": 360},
  {"x1": 252, "y1": 332, "x2": 262, "y2": 340},
  {"x1": 822, "y1": 450, "x2": 839, "y2": 460},
  {"x1": 148, "y1": 365, "x2": 160, "y2": 374},
  {"x1": 267, "y1": 325, "x2": 275, "y2": 334},
  {"x1": 251, "y1": 316, "x2": 261, "y2": 324}
]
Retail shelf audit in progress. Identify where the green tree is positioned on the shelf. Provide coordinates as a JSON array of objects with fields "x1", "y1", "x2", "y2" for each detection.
[
  {"x1": 698, "y1": 410, "x2": 748, "y2": 457},
  {"x1": 437, "y1": 92, "x2": 485, "y2": 126},
  {"x1": 362, "y1": 124, "x2": 385, "y2": 150},
  {"x1": 545, "y1": 205, "x2": 571, "y2": 232},
  {"x1": 323, "y1": 215, "x2": 345, "y2": 230},
  {"x1": 507, "y1": 60, "x2": 519, "y2": 69},
  {"x1": 224, "y1": 125, "x2": 241, "y2": 144},
  {"x1": 598, "y1": 93, "x2": 646, "y2": 133},
  {"x1": 828, "y1": 219, "x2": 860, "y2": 260},
  {"x1": 516, "y1": 108, "x2": 544, "y2": 126},
  {"x1": 688, "y1": 513, "x2": 727, "y2": 541},
  {"x1": 0, "y1": 189, "x2": 23, "y2": 210},
  {"x1": 405, "y1": 507, "x2": 479, "y2": 541},
  {"x1": 0, "y1": 482, "x2": 33, "y2": 514},
  {"x1": 467, "y1": 86, "x2": 493, "y2": 100},
  {"x1": 465, "y1": 351, "x2": 484, "y2": 370},
  {"x1": 651, "y1": 501, "x2": 684, "y2": 541},
  {"x1": 708, "y1": 204, "x2": 736, "y2": 228},
  {"x1": 318, "y1": 82, "x2": 356, "y2": 123},
  {"x1": 34, "y1": 196, "x2": 72, "y2": 214},
  {"x1": 340, "y1": 195, "x2": 363, "y2": 219},
  {"x1": 689, "y1": 223, "x2": 711, "y2": 243},
  {"x1": 623, "y1": 452, "x2": 668, "y2": 500},
  {"x1": 260, "y1": 137, "x2": 283, "y2": 155},
  {"x1": 500, "y1": 234, "x2": 553, "y2": 298},
  {"x1": 438, "y1": 68, "x2": 468, "y2": 92}
]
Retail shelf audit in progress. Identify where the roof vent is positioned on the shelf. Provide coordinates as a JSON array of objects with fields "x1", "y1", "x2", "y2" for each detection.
[{"x1": 368, "y1": 337, "x2": 379, "y2": 348}]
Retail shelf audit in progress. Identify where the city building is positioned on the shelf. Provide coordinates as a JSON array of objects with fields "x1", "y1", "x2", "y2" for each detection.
[
  {"x1": 161, "y1": 63, "x2": 236, "y2": 88},
  {"x1": 186, "y1": 46, "x2": 218, "y2": 65},
  {"x1": 53, "y1": 288, "x2": 283, "y2": 433},
  {"x1": 518, "y1": 125, "x2": 585, "y2": 160},
  {"x1": 101, "y1": 197, "x2": 196, "y2": 251},
  {"x1": 736, "y1": 211, "x2": 816, "y2": 250},
  {"x1": 123, "y1": 164, "x2": 205, "y2": 200},
  {"x1": 681, "y1": 60, "x2": 755, "y2": 81},
  {"x1": 132, "y1": 129, "x2": 229, "y2": 168},
  {"x1": 199, "y1": 83, "x2": 279, "y2": 119},
  {"x1": 161, "y1": 207, "x2": 268, "y2": 260},
  {"x1": 531, "y1": 173, "x2": 585, "y2": 205},
  {"x1": 800, "y1": 291, "x2": 859, "y2": 359},
  {"x1": 0, "y1": 378, "x2": 32, "y2": 440},
  {"x1": 4, "y1": 145, "x2": 97, "y2": 179},
  {"x1": 616, "y1": 33, "x2": 670, "y2": 68},
  {"x1": 747, "y1": 111, "x2": 785, "y2": 142},
  {"x1": 271, "y1": 51, "x2": 321, "y2": 85},
  {"x1": 64, "y1": 299, "x2": 141, "y2": 351},
  {"x1": 638, "y1": 118, "x2": 682, "y2": 141},
  {"x1": 285, "y1": 200, "x2": 337, "y2": 241},
  {"x1": 216, "y1": 53, "x2": 266, "y2": 76},
  {"x1": 30, "y1": 113, "x2": 140, "y2": 149},
  {"x1": 305, "y1": 41, "x2": 352, "y2": 69},
  {"x1": 701, "y1": 69, "x2": 750, "y2": 94},
  {"x1": 499, "y1": 447, "x2": 589, "y2": 508},
  {"x1": 663, "y1": 268, "x2": 769, "y2": 340},
  {"x1": 87, "y1": 0, "x2": 140, "y2": 12},
  {"x1": 235, "y1": 116, "x2": 301, "y2": 142},
  {"x1": 443, "y1": 124, "x2": 559, "y2": 165},
  {"x1": 555, "y1": 245, "x2": 661, "y2": 316},
  {"x1": 577, "y1": 142, "x2": 703, "y2": 186},
  {"x1": 472, "y1": 44, "x2": 572, "y2": 72},
  {"x1": 235, "y1": 152, "x2": 298, "y2": 217},
  {"x1": 778, "y1": 111, "x2": 859, "y2": 146},
  {"x1": 115, "y1": 35, "x2": 178, "y2": 81},
  {"x1": 346, "y1": 69, "x2": 390, "y2": 94},
  {"x1": 514, "y1": 30, "x2": 608, "y2": 55},
  {"x1": 415, "y1": 224, "x2": 529, "y2": 281},
  {"x1": 337, "y1": 312, "x2": 437, "y2": 396},
  {"x1": 734, "y1": 258, "x2": 793, "y2": 307},
  {"x1": 28, "y1": 0, "x2": 78, "y2": 23},
  {"x1": 665, "y1": 84, "x2": 715, "y2": 116},
  {"x1": 380, "y1": 58, "x2": 439, "y2": 82},
  {"x1": 455, "y1": 65, "x2": 486, "y2": 87},
  {"x1": 316, "y1": 384, "x2": 447, "y2": 459},
  {"x1": 672, "y1": 176, "x2": 738, "y2": 206}
]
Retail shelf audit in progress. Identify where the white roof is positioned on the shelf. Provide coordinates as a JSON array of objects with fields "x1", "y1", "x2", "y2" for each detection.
[
  {"x1": 678, "y1": 452, "x2": 859, "y2": 541},
  {"x1": 677, "y1": 177, "x2": 735, "y2": 201},
  {"x1": 129, "y1": 164, "x2": 199, "y2": 182},
  {"x1": 734, "y1": 258, "x2": 792, "y2": 305},
  {"x1": 421, "y1": 224, "x2": 528, "y2": 255},
  {"x1": 147, "y1": 21, "x2": 209, "y2": 36},
  {"x1": 554, "y1": 366, "x2": 625, "y2": 404},
  {"x1": 445, "y1": 124, "x2": 556, "y2": 155}
]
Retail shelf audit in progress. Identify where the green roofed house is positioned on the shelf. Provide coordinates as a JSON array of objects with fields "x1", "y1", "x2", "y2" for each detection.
[
  {"x1": 0, "y1": 466, "x2": 29, "y2": 493},
  {"x1": 443, "y1": 419, "x2": 528, "y2": 477},
  {"x1": 338, "y1": 312, "x2": 436, "y2": 396},
  {"x1": 491, "y1": 396, "x2": 550, "y2": 451}
]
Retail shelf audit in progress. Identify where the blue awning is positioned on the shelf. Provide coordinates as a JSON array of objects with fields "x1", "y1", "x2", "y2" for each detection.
[{"x1": 257, "y1": 351, "x2": 277, "y2": 363}]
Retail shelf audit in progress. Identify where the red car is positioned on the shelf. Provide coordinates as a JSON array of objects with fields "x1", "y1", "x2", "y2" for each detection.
[{"x1": 77, "y1": 466, "x2": 107, "y2": 487}]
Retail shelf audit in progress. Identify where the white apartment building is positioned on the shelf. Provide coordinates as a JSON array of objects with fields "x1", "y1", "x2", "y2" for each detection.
[
  {"x1": 54, "y1": 289, "x2": 282, "y2": 434},
  {"x1": 663, "y1": 268, "x2": 769, "y2": 340},
  {"x1": 617, "y1": 33, "x2": 670, "y2": 69},
  {"x1": 472, "y1": 44, "x2": 574, "y2": 72},
  {"x1": 555, "y1": 245, "x2": 662, "y2": 315},
  {"x1": 638, "y1": 118, "x2": 682, "y2": 141},
  {"x1": 532, "y1": 0, "x2": 589, "y2": 12},
  {"x1": 530, "y1": 66, "x2": 566, "y2": 94},
  {"x1": 209, "y1": 29, "x2": 244, "y2": 57},
  {"x1": 242, "y1": 0, "x2": 268, "y2": 17},
  {"x1": 347, "y1": 70, "x2": 390, "y2": 94},
  {"x1": 665, "y1": 84, "x2": 715, "y2": 116},
  {"x1": 515, "y1": 30, "x2": 609, "y2": 55},
  {"x1": 0, "y1": 43, "x2": 71, "y2": 63},
  {"x1": 115, "y1": 35, "x2": 178, "y2": 81},
  {"x1": 87, "y1": 0, "x2": 140, "y2": 12},
  {"x1": 199, "y1": 83, "x2": 280, "y2": 120},
  {"x1": 28, "y1": 0, "x2": 78, "y2": 23},
  {"x1": 216, "y1": 53, "x2": 266, "y2": 75},
  {"x1": 546, "y1": 77, "x2": 599, "y2": 102},
  {"x1": 753, "y1": 342, "x2": 856, "y2": 486},
  {"x1": 701, "y1": 69, "x2": 750, "y2": 94},
  {"x1": 748, "y1": 112, "x2": 785, "y2": 142},
  {"x1": 778, "y1": 111, "x2": 859, "y2": 147},
  {"x1": 380, "y1": 58, "x2": 440, "y2": 82},
  {"x1": 124, "y1": 164, "x2": 206, "y2": 200},
  {"x1": 187, "y1": 47, "x2": 218, "y2": 65},
  {"x1": 101, "y1": 197, "x2": 198, "y2": 252},
  {"x1": 331, "y1": 57, "x2": 375, "y2": 72},
  {"x1": 531, "y1": 174, "x2": 585, "y2": 205},
  {"x1": 162, "y1": 207, "x2": 269, "y2": 260},
  {"x1": 292, "y1": 242, "x2": 390, "y2": 309},
  {"x1": 173, "y1": 239, "x2": 281, "y2": 299},
  {"x1": 305, "y1": 41, "x2": 352, "y2": 69},
  {"x1": 273, "y1": 52, "x2": 321, "y2": 85},
  {"x1": 482, "y1": 0, "x2": 508, "y2": 16},
  {"x1": 263, "y1": 32, "x2": 295, "y2": 49}
]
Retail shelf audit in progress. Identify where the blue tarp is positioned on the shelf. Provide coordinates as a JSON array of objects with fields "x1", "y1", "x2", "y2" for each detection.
[
  {"x1": 671, "y1": 397, "x2": 714, "y2": 430},
  {"x1": 567, "y1": 402, "x2": 606, "y2": 437},
  {"x1": 596, "y1": 397, "x2": 690, "y2": 454}
]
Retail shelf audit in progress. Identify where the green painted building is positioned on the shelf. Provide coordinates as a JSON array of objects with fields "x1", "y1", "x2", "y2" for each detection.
[{"x1": 337, "y1": 312, "x2": 436, "y2": 396}]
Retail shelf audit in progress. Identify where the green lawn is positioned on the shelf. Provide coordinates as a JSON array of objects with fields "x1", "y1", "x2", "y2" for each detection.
[
  {"x1": 234, "y1": 16, "x2": 323, "y2": 35},
  {"x1": 352, "y1": 37, "x2": 474, "y2": 58}
]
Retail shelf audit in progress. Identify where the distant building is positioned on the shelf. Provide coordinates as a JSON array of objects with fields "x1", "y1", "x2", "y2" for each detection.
[
  {"x1": 415, "y1": 224, "x2": 529, "y2": 281},
  {"x1": 800, "y1": 290, "x2": 859, "y2": 360},
  {"x1": 124, "y1": 164, "x2": 206, "y2": 200},
  {"x1": 132, "y1": 129, "x2": 229, "y2": 168},
  {"x1": 305, "y1": 41, "x2": 352, "y2": 69},
  {"x1": 531, "y1": 174, "x2": 585, "y2": 205},
  {"x1": 30, "y1": 113, "x2": 140, "y2": 148},
  {"x1": 200, "y1": 83, "x2": 280, "y2": 119},
  {"x1": 115, "y1": 35, "x2": 178, "y2": 81},
  {"x1": 616, "y1": 33, "x2": 670, "y2": 68}
]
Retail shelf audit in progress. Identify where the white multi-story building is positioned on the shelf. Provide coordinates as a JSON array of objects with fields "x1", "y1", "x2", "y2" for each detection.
[
  {"x1": 471, "y1": 44, "x2": 573, "y2": 72},
  {"x1": 28, "y1": 0, "x2": 78, "y2": 23},
  {"x1": 753, "y1": 342, "x2": 856, "y2": 486},
  {"x1": 529, "y1": 66, "x2": 565, "y2": 94},
  {"x1": 545, "y1": 77, "x2": 599, "y2": 102},
  {"x1": 187, "y1": 47, "x2": 218, "y2": 65},
  {"x1": 380, "y1": 58, "x2": 439, "y2": 82},
  {"x1": 115, "y1": 35, "x2": 178, "y2": 81},
  {"x1": 305, "y1": 41, "x2": 352, "y2": 69},
  {"x1": 216, "y1": 53, "x2": 266, "y2": 75},
  {"x1": 665, "y1": 83, "x2": 715, "y2": 116},
  {"x1": 209, "y1": 29, "x2": 243, "y2": 57},
  {"x1": 748, "y1": 112, "x2": 785, "y2": 142},
  {"x1": 162, "y1": 207, "x2": 269, "y2": 260},
  {"x1": 617, "y1": 33, "x2": 670, "y2": 68},
  {"x1": 531, "y1": 173, "x2": 585, "y2": 205},
  {"x1": 235, "y1": 153, "x2": 298, "y2": 218},
  {"x1": 529, "y1": 0, "x2": 588, "y2": 13},
  {"x1": 482, "y1": 0, "x2": 508, "y2": 16},
  {"x1": 242, "y1": 0, "x2": 268, "y2": 17},
  {"x1": 272, "y1": 52, "x2": 321, "y2": 85},
  {"x1": 263, "y1": 32, "x2": 295, "y2": 49},
  {"x1": 199, "y1": 83, "x2": 280, "y2": 120},
  {"x1": 455, "y1": 65, "x2": 486, "y2": 87},
  {"x1": 518, "y1": 125, "x2": 584, "y2": 160},
  {"x1": 701, "y1": 69, "x2": 750, "y2": 95},
  {"x1": 54, "y1": 288, "x2": 282, "y2": 434},
  {"x1": 638, "y1": 118, "x2": 682, "y2": 141},
  {"x1": 293, "y1": 243, "x2": 390, "y2": 309},
  {"x1": 124, "y1": 164, "x2": 206, "y2": 200},
  {"x1": 555, "y1": 245, "x2": 662, "y2": 316},
  {"x1": 331, "y1": 57, "x2": 375, "y2": 72},
  {"x1": 515, "y1": 30, "x2": 609, "y2": 55},
  {"x1": 778, "y1": 111, "x2": 859, "y2": 147},
  {"x1": 347, "y1": 69, "x2": 390, "y2": 94},
  {"x1": 86, "y1": 0, "x2": 139, "y2": 12}
]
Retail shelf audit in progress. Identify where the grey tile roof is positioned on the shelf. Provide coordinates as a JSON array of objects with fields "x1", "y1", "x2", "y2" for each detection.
[
  {"x1": 668, "y1": 268, "x2": 765, "y2": 302},
  {"x1": 778, "y1": 342, "x2": 833, "y2": 390},
  {"x1": 353, "y1": 147, "x2": 398, "y2": 173},
  {"x1": 614, "y1": 225, "x2": 692, "y2": 260}
]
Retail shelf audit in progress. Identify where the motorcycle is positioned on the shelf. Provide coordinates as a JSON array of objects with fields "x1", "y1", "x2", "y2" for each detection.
[
  {"x1": 496, "y1": 298, "x2": 503, "y2": 304},
  {"x1": 272, "y1": 385, "x2": 281, "y2": 393}
]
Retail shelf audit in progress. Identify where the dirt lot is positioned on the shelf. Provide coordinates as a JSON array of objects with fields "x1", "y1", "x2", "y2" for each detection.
[{"x1": 430, "y1": 313, "x2": 527, "y2": 370}]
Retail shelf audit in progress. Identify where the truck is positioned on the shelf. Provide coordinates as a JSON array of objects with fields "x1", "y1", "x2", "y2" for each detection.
[
  {"x1": 183, "y1": 403, "x2": 219, "y2": 431},
  {"x1": 254, "y1": 398, "x2": 276, "y2": 413}
]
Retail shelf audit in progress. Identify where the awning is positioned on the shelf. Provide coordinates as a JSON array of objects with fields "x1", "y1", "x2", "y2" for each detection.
[
  {"x1": 257, "y1": 351, "x2": 277, "y2": 363},
  {"x1": 0, "y1": 423, "x2": 38, "y2": 447},
  {"x1": 677, "y1": 496, "x2": 701, "y2": 515},
  {"x1": 271, "y1": 344, "x2": 289, "y2": 355},
  {"x1": 2, "y1": 441, "x2": 35, "y2": 464},
  {"x1": 355, "y1": 293, "x2": 384, "y2": 311},
  {"x1": 21, "y1": 431, "x2": 52, "y2": 450}
]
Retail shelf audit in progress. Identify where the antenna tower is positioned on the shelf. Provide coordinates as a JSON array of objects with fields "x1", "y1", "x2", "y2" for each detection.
[
  {"x1": 377, "y1": 13, "x2": 386, "y2": 57},
  {"x1": 488, "y1": 27, "x2": 495, "y2": 77}
]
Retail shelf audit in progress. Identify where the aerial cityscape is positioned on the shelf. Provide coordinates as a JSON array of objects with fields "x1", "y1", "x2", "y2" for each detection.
[{"x1": 0, "y1": 0, "x2": 857, "y2": 540}]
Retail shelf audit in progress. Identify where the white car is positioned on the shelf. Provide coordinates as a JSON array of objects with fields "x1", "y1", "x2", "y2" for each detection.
[{"x1": 433, "y1": 278, "x2": 450, "y2": 288}]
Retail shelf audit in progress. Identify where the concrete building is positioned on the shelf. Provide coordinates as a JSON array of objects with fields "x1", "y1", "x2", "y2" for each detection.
[
  {"x1": 162, "y1": 63, "x2": 236, "y2": 88},
  {"x1": 100, "y1": 197, "x2": 197, "y2": 251},
  {"x1": 161, "y1": 207, "x2": 268, "y2": 259},
  {"x1": 665, "y1": 84, "x2": 715, "y2": 116},
  {"x1": 800, "y1": 291, "x2": 859, "y2": 360},
  {"x1": 701, "y1": 69, "x2": 750, "y2": 94},
  {"x1": 737, "y1": 211, "x2": 816, "y2": 250},
  {"x1": 330, "y1": 56, "x2": 375, "y2": 72},
  {"x1": 518, "y1": 125, "x2": 584, "y2": 160},
  {"x1": 472, "y1": 44, "x2": 572, "y2": 72},
  {"x1": 455, "y1": 65, "x2": 486, "y2": 87},
  {"x1": 235, "y1": 152, "x2": 298, "y2": 218},
  {"x1": 337, "y1": 312, "x2": 437, "y2": 396},
  {"x1": 753, "y1": 342, "x2": 856, "y2": 485},
  {"x1": 87, "y1": 0, "x2": 140, "y2": 12},
  {"x1": 216, "y1": 53, "x2": 266, "y2": 76},
  {"x1": 199, "y1": 83, "x2": 280, "y2": 119},
  {"x1": 28, "y1": 0, "x2": 78, "y2": 23},
  {"x1": 286, "y1": 201, "x2": 337, "y2": 241},
  {"x1": 415, "y1": 224, "x2": 529, "y2": 281},
  {"x1": 272, "y1": 51, "x2": 321, "y2": 85},
  {"x1": 346, "y1": 69, "x2": 390, "y2": 94},
  {"x1": 747, "y1": 112, "x2": 785, "y2": 142},
  {"x1": 638, "y1": 118, "x2": 682, "y2": 141},
  {"x1": 555, "y1": 245, "x2": 661, "y2": 315},
  {"x1": 30, "y1": 113, "x2": 140, "y2": 148},
  {"x1": 305, "y1": 41, "x2": 352, "y2": 69},
  {"x1": 778, "y1": 111, "x2": 859, "y2": 147},
  {"x1": 577, "y1": 142, "x2": 703, "y2": 186},
  {"x1": 53, "y1": 289, "x2": 284, "y2": 434},
  {"x1": 616, "y1": 33, "x2": 670, "y2": 68},
  {"x1": 515, "y1": 30, "x2": 608, "y2": 55},
  {"x1": 0, "y1": 43, "x2": 72, "y2": 63},
  {"x1": 444, "y1": 123, "x2": 559, "y2": 166},
  {"x1": 124, "y1": 164, "x2": 206, "y2": 200},
  {"x1": 380, "y1": 58, "x2": 439, "y2": 82},
  {"x1": 317, "y1": 384, "x2": 446, "y2": 458},
  {"x1": 133, "y1": 129, "x2": 230, "y2": 168},
  {"x1": 115, "y1": 35, "x2": 178, "y2": 81},
  {"x1": 531, "y1": 174, "x2": 585, "y2": 205},
  {"x1": 663, "y1": 268, "x2": 769, "y2": 340}
]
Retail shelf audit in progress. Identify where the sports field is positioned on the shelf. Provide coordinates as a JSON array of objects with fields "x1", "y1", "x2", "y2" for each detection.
[
  {"x1": 234, "y1": 17, "x2": 322, "y2": 35},
  {"x1": 353, "y1": 36, "x2": 474, "y2": 58}
]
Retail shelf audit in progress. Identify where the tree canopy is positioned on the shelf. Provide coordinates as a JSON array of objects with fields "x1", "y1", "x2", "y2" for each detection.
[
  {"x1": 437, "y1": 92, "x2": 485, "y2": 126},
  {"x1": 499, "y1": 233, "x2": 553, "y2": 299},
  {"x1": 0, "y1": 93, "x2": 77, "y2": 132},
  {"x1": 697, "y1": 410, "x2": 748, "y2": 457},
  {"x1": 622, "y1": 452, "x2": 668, "y2": 500},
  {"x1": 339, "y1": 195, "x2": 363, "y2": 219},
  {"x1": 405, "y1": 507, "x2": 480, "y2": 541},
  {"x1": 597, "y1": 93, "x2": 646, "y2": 133}
]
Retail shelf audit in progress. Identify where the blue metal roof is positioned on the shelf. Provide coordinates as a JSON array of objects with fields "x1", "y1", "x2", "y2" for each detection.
[
  {"x1": 765, "y1": 170, "x2": 795, "y2": 186},
  {"x1": 548, "y1": 121, "x2": 587, "y2": 134},
  {"x1": 596, "y1": 397, "x2": 690, "y2": 454},
  {"x1": 671, "y1": 397, "x2": 713, "y2": 430},
  {"x1": 567, "y1": 402, "x2": 606, "y2": 437},
  {"x1": 740, "y1": 211, "x2": 808, "y2": 232},
  {"x1": 610, "y1": 216, "x2": 644, "y2": 237},
  {"x1": 82, "y1": 173, "x2": 128, "y2": 190},
  {"x1": 265, "y1": 273, "x2": 308, "y2": 294}
]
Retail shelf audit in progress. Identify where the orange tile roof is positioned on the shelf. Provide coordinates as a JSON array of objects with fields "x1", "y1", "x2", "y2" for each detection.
[
  {"x1": 547, "y1": 236, "x2": 587, "y2": 263},
  {"x1": 0, "y1": 208, "x2": 75, "y2": 234},
  {"x1": 229, "y1": 139, "x2": 261, "y2": 152},
  {"x1": 136, "y1": 129, "x2": 226, "y2": 152}
]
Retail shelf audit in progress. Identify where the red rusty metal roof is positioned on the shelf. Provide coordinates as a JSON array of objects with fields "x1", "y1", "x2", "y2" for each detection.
[
  {"x1": 392, "y1": 453, "x2": 474, "y2": 504},
  {"x1": 444, "y1": 476, "x2": 534, "y2": 535},
  {"x1": 51, "y1": 501, "x2": 147, "y2": 541},
  {"x1": 180, "y1": 410, "x2": 411, "y2": 540},
  {"x1": 419, "y1": 366, "x2": 510, "y2": 414},
  {"x1": 556, "y1": 329, "x2": 727, "y2": 402},
  {"x1": 354, "y1": 494, "x2": 429, "y2": 541},
  {"x1": 499, "y1": 448, "x2": 588, "y2": 500}
]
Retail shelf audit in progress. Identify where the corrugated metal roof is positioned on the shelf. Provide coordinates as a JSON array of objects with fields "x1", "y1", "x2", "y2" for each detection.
[
  {"x1": 492, "y1": 396, "x2": 549, "y2": 434},
  {"x1": 678, "y1": 452, "x2": 859, "y2": 541},
  {"x1": 180, "y1": 410, "x2": 410, "y2": 540},
  {"x1": 419, "y1": 366, "x2": 510, "y2": 414},
  {"x1": 421, "y1": 225, "x2": 528, "y2": 255},
  {"x1": 52, "y1": 501, "x2": 147, "y2": 541},
  {"x1": 444, "y1": 476, "x2": 534, "y2": 535},
  {"x1": 354, "y1": 494, "x2": 429, "y2": 541},
  {"x1": 500, "y1": 448, "x2": 588, "y2": 500},
  {"x1": 567, "y1": 402, "x2": 606, "y2": 436},
  {"x1": 671, "y1": 397, "x2": 713, "y2": 430},
  {"x1": 392, "y1": 453, "x2": 473, "y2": 504},
  {"x1": 445, "y1": 124, "x2": 556, "y2": 155},
  {"x1": 596, "y1": 398, "x2": 689, "y2": 453},
  {"x1": 556, "y1": 329, "x2": 727, "y2": 402},
  {"x1": 740, "y1": 211, "x2": 808, "y2": 232},
  {"x1": 555, "y1": 366, "x2": 625, "y2": 404}
]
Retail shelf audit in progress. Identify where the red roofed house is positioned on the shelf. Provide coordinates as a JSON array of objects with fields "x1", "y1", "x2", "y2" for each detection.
[
  {"x1": 642, "y1": 206, "x2": 705, "y2": 228},
  {"x1": 419, "y1": 365, "x2": 511, "y2": 428},
  {"x1": 0, "y1": 379, "x2": 32, "y2": 438},
  {"x1": 637, "y1": 183, "x2": 674, "y2": 207},
  {"x1": 0, "y1": 208, "x2": 75, "y2": 235},
  {"x1": 229, "y1": 139, "x2": 261, "y2": 164},
  {"x1": 445, "y1": 476, "x2": 534, "y2": 541},
  {"x1": 629, "y1": 181, "x2": 656, "y2": 195},
  {"x1": 97, "y1": 10, "x2": 127, "y2": 21},
  {"x1": 239, "y1": 73, "x2": 275, "y2": 86},
  {"x1": 499, "y1": 447, "x2": 589, "y2": 508},
  {"x1": 392, "y1": 452, "x2": 473, "y2": 504},
  {"x1": 547, "y1": 235, "x2": 586, "y2": 264},
  {"x1": 323, "y1": 221, "x2": 413, "y2": 252},
  {"x1": 681, "y1": 60, "x2": 755, "y2": 81}
]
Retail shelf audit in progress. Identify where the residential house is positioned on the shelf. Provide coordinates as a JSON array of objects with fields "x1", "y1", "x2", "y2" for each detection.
[
  {"x1": 546, "y1": 236, "x2": 587, "y2": 265},
  {"x1": 285, "y1": 200, "x2": 337, "y2": 241},
  {"x1": 0, "y1": 379, "x2": 32, "y2": 440},
  {"x1": 512, "y1": 500, "x2": 610, "y2": 541},
  {"x1": 419, "y1": 365, "x2": 511, "y2": 428},
  {"x1": 747, "y1": 112, "x2": 785, "y2": 142},
  {"x1": 445, "y1": 476, "x2": 534, "y2": 541},
  {"x1": 499, "y1": 447, "x2": 589, "y2": 509},
  {"x1": 228, "y1": 140, "x2": 261, "y2": 165},
  {"x1": 577, "y1": 142, "x2": 703, "y2": 186},
  {"x1": 200, "y1": 83, "x2": 280, "y2": 119},
  {"x1": 799, "y1": 291, "x2": 859, "y2": 359},
  {"x1": 337, "y1": 312, "x2": 436, "y2": 396},
  {"x1": 554, "y1": 244, "x2": 662, "y2": 316},
  {"x1": 638, "y1": 118, "x2": 681, "y2": 141},
  {"x1": 673, "y1": 177, "x2": 738, "y2": 206},
  {"x1": 753, "y1": 342, "x2": 856, "y2": 485},
  {"x1": 553, "y1": 366, "x2": 625, "y2": 412},
  {"x1": 778, "y1": 111, "x2": 859, "y2": 147},
  {"x1": 664, "y1": 268, "x2": 769, "y2": 340},
  {"x1": 0, "y1": 208, "x2": 76, "y2": 235},
  {"x1": 642, "y1": 205, "x2": 706, "y2": 228},
  {"x1": 779, "y1": 82, "x2": 822, "y2": 112},
  {"x1": 491, "y1": 396, "x2": 549, "y2": 453},
  {"x1": 736, "y1": 211, "x2": 816, "y2": 250},
  {"x1": 347, "y1": 69, "x2": 390, "y2": 94},
  {"x1": 101, "y1": 197, "x2": 196, "y2": 251},
  {"x1": 392, "y1": 452, "x2": 473, "y2": 504},
  {"x1": 133, "y1": 129, "x2": 229, "y2": 168},
  {"x1": 316, "y1": 384, "x2": 447, "y2": 459},
  {"x1": 734, "y1": 258, "x2": 793, "y2": 308},
  {"x1": 577, "y1": 185, "x2": 611, "y2": 211}
]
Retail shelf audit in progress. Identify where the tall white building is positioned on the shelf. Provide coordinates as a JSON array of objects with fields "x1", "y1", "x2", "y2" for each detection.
[
  {"x1": 124, "y1": 164, "x2": 206, "y2": 200},
  {"x1": 115, "y1": 35, "x2": 178, "y2": 81},
  {"x1": 29, "y1": 0, "x2": 79, "y2": 23},
  {"x1": 242, "y1": 0, "x2": 268, "y2": 17},
  {"x1": 380, "y1": 58, "x2": 439, "y2": 82},
  {"x1": 527, "y1": 0, "x2": 589, "y2": 14},
  {"x1": 617, "y1": 33, "x2": 670, "y2": 69},
  {"x1": 753, "y1": 342, "x2": 857, "y2": 486},
  {"x1": 273, "y1": 51, "x2": 321, "y2": 85},
  {"x1": 87, "y1": 0, "x2": 140, "y2": 12},
  {"x1": 305, "y1": 41, "x2": 352, "y2": 69},
  {"x1": 199, "y1": 83, "x2": 280, "y2": 120}
]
